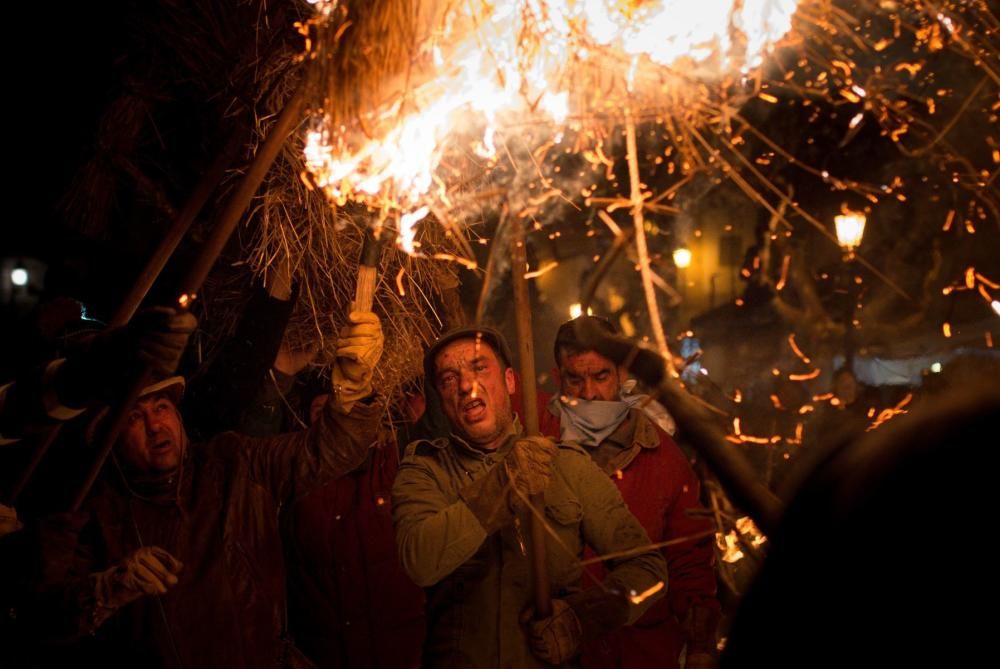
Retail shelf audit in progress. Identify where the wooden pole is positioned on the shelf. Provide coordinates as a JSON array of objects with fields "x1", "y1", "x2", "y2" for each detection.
[
  {"x1": 510, "y1": 216, "x2": 552, "y2": 618},
  {"x1": 624, "y1": 104, "x2": 676, "y2": 378},
  {"x1": 570, "y1": 317, "x2": 784, "y2": 534},
  {"x1": 69, "y1": 83, "x2": 307, "y2": 512},
  {"x1": 352, "y1": 228, "x2": 381, "y2": 312},
  {"x1": 7, "y1": 114, "x2": 252, "y2": 506},
  {"x1": 111, "y1": 121, "x2": 252, "y2": 327}
]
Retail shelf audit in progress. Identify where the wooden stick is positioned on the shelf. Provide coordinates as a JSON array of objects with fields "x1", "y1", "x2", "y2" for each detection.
[
  {"x1": 353, "y1": 228, "x2": 382, "y2": 312},
  {"x1": 510, "y1": 216, "x2": 552, "y2": 618},
  {"x1": 624, "y1": 104, "x2": 676, "y2": 378},
  {"x1": 8, "y1": 122, "x2": 251, "y2": 505},
  {"x1": 70, "y1": 82, "x2": 307, "y2": 512},
  {"x1": 111, "y1": 120, "x2": 251, "y2": 327},
  {"x1": 7, "y1": 426, "x2": 61, "y2": 504}
]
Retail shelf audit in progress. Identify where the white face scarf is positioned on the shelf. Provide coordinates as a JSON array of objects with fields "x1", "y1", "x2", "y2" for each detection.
[{"x1": 552, "y1": 379, "x2": 677, "y2": 447}]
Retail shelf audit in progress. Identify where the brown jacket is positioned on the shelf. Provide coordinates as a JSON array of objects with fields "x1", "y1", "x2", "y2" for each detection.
[{"x1": 41, "y1": 399, "x2": 380, "y2": 668}]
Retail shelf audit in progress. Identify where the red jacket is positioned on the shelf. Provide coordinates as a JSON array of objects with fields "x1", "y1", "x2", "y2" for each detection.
[
  {"x1": 538, "y1": 393, "x2": 719, "y2": 669},
  {"x1": 283, "y1": 442, "x2": 425, "y2": 669}
]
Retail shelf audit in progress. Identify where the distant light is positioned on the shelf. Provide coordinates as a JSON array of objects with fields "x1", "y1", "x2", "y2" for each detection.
[
  {"x1": 673, "y1": 247, "x2": 692, "y2": 268},
  {"x1": 930, "y1": 362, "x2": 942, "y2": 373},
  {"x1": 568, "y1": 303, "x2": 593, "y2": 319},
  {"x1": 834, "y1": 210, "x2": 866, "y2": 251},
  {"x1": 992, "y1": 300, "x2": 1000, "y2": 317},
  {"x1": 10, "y1": 267, "x2": 28, "y2": 286}
]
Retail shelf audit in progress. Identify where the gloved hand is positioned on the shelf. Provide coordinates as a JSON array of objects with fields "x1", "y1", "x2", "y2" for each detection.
[
  {"x1": 681, "y1": 604, "x2": 721, "y2": 666},
  {"x1": 93, "y1": 546, "x2": 184, "y2": 612},
  {"x1": 57, "y1": 307, "x2": 197, "y2": 408},
  {"x1": 505, "y1": 436, "x2": 556, "y2": 505},
  {"x1": 331, "y1": 311, "x2": 383, "y2": 413},
  {"x1": 521, "y1": 598, "x2": 583, "y2": 665},
  {"x1": 0, "y1": 503, "x2": 22, "y2": 537},
  {"x1": 459, "y1": 436, "x2": 555, "y2": 534},
  {"x1": 127, "y1": 307, "x2": 199, "y2": 379}
]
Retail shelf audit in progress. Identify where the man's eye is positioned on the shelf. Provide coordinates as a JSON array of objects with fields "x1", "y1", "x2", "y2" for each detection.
[
  {"x1": 596, "y1": 372, "x2": 609, "y2": 381},
  {"x1": 473, "y1": 364, "x2": 487, "y2": 373}
]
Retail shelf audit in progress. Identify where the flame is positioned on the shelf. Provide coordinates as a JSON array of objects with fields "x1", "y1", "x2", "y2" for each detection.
[
  {"x1": 303, "y1": 0, "x2": 802, "y2": 248},
  {"x1": 716, "y1": 530, "x2": 745, "y2": 563},
  {"x1": 735, "y1": 515, "x2": 768, "y2": 548}
]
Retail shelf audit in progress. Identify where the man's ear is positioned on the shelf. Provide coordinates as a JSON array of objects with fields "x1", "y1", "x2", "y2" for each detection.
[
  {"x1": 617, "y1": 365, "x2": 629, "y2": 387},
  {"x1": 504, "y1": 367, "x2": 516, "y2": 395}
]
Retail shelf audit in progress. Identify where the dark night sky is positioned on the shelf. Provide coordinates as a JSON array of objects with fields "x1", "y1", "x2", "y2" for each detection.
[{"x1": 6, "y1": 3, "x2": 124, "y2": 259}]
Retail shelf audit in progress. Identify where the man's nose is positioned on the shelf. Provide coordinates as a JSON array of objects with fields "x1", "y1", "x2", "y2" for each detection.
[
  {"x1": 458, "y1": 368, "x2": 477, "y2": 392},
  {"x1": 581, "y1": 379, "x2": 600, "y2": 401},
  {"x1": 144, "y1": 413, "x2": 164, "y2": 435}
]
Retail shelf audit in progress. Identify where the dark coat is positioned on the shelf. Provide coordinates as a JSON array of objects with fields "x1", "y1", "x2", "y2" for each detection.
[{"x1": 41, "y1": 399, "x2": 380, "y2": 669}]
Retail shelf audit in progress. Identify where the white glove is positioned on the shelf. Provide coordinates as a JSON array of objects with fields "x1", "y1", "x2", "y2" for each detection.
[{"x1": 331, "y1": 311, "x2": 383, "y2": 413}]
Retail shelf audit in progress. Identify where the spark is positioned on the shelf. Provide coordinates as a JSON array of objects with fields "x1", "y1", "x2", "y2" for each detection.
[
  {"x1": 524, "y1": 261, "x2": 559, "y2": 279},
  {"x1": 629, "y1": 580, "x2": 665, "y2": 605},
  {"x1": 787, "y1": 334, "x2": 811, "y2": 364}
]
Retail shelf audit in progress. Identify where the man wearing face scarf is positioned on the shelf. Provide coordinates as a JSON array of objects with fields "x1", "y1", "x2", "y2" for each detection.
[{"x1": 539, "y1": 316, "x2": 721, "y2": 669}]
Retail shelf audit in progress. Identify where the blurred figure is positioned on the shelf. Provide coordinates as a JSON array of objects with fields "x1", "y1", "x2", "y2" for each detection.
[{"x1": 721, "y1": 369, "x2": 999, "y2": 668}]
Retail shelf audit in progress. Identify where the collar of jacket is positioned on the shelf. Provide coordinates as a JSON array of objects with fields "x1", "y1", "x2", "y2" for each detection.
[{"x1": 447, "y1": 415, "x2": 522, "y2": 460}]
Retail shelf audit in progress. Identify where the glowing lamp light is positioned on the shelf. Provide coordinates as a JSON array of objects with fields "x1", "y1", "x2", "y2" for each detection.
[
  {"x1": 10, "y1": 267, "x2": 28, "y2": 286},
  {"x1": 673, "y1": 247, "x2": 692, "y2": 268},
  {"x1": 930, "y1": 362, "x2": 942, "y2": 373},
  {"x1": 834, "y1": 210, "x2": 866, "y2": 251},
  {"x1": 992, "y1": 300, "x2": 1000, "y2": 317},
  {"x1": 569, "y1": 303, "x2": 593, "y2": 319}
]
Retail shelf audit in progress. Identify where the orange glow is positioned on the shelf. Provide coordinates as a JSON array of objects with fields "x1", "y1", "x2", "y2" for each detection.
[
  {"x1": 716, "y1": 530, "x2": 745, "y2": 563},
  {"x1": 524, "y1": 261, "x2": 559, "y2": 280},
  {"x1": 787, "y1": 334, "x2": 811, "y2": 364},
  {"x1": 776, "y1": 254, "x2": 790, "y2": 291},
  {"x1": 735, "y1": 516, "x2": 768, "y2": 548},
  {"x1": 943, "y1": 322, "x2": 952, "y2": 338},
  {"x1": 789, "y1": 368, "x2": 821, "y2": 381},
  {"x1": 396, "y1": 267, "x2": 407, "y2": 297},
  {"x1": 977, "y1": 273, "x2": 999, "y2": 289},
  {"x1": 629, "y1": 580, "x2": 665, "y2": 604},
  {"x1": 867, "y1": 394, "x2": 913, "y2": 432},
  {"x1": 303, "y1": 0, "x2": 802, "y2": 252},
  {"x1": 942, "y1": 209, "x2": 955, "y2": 231}
]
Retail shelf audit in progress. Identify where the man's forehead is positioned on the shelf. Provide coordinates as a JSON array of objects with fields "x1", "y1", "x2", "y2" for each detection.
[
  {"x1": 137, "y1": 391, "x2": 177, "y2": 407},
  {"x1": 435, "y1": 337, "x2": 500, "y2": 367},
  {"x1": 560, "y1": 349, "x2": 617, "y2": 370}
]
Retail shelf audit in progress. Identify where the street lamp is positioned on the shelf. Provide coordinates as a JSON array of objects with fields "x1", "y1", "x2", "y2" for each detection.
[
  {"x1": 833, "y1": 208, "x2": 866, "y2": 398},
  {"x1": 10, "y1": 267, "x2": 29, "y2": 287},
  {"x1": 834, "y1": 210, "x2": 866, "y2": 257},
  {"x1": 673, "y1": 246, "x2": 692, "y2": 269}
]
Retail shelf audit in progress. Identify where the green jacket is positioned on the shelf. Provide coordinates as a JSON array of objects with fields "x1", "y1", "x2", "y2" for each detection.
[{"x1": 392, "y1": 430, "x2": 668, "y2": 669}]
